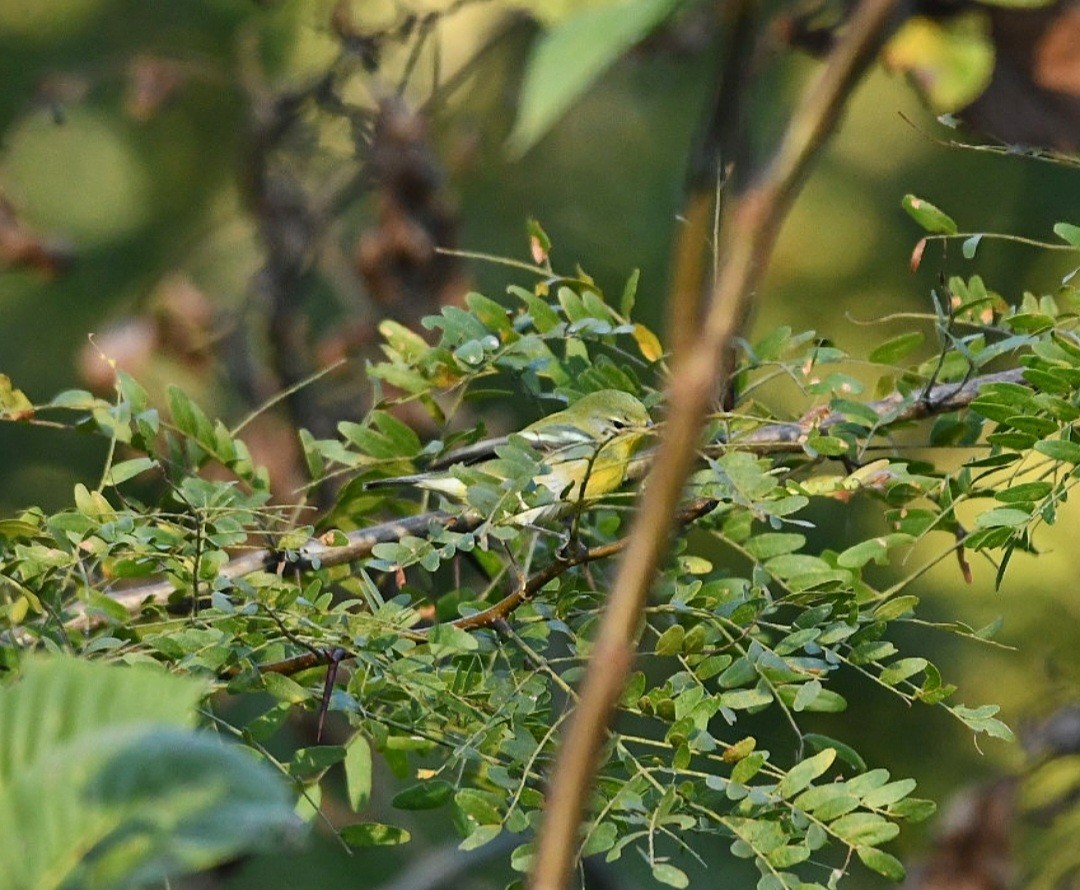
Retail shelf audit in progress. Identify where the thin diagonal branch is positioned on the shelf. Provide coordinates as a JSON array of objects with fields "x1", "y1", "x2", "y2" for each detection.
[{"x1": 528, "y1": 2, "x2": 902, "y2": 887}]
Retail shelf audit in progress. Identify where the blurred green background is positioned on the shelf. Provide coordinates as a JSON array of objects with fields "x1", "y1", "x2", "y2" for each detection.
[{"x1": 3, "y1": 1, "x2": 1079, "y2": 887}]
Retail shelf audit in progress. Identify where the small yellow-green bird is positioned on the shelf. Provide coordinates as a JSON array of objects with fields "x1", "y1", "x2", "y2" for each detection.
[{"x1": 367, "y1": 390, "x2": 652, "y2": 524}]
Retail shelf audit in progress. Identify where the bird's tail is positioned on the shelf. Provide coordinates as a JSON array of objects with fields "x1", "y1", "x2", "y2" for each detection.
[
  {"x1": 365, "y1": 472, "x2": 468, "y2": 499},
  {"x1": 365, "y1": 473, "x2": 431, "y2": 490}
]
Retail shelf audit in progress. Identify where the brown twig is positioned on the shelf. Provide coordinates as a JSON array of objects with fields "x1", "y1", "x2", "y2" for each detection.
[
  {"x1": 248, "y1": 497, "x2": 720, "y2": 677},
  {"x1": 58, "y1": 510, "x2": 478, "y2": 635},
  {"x1": 527, "y1": 2, "x2": 902, "y2": 887}
]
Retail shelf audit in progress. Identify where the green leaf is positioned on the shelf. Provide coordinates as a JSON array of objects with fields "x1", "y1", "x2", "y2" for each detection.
[
  {"x1": 804, "y1": 734, "x2": 867, "y2": 772},
  {"x1": 953, "y1": 704, "x2": 1014, "y2": 741},
  {"x1": 460, "y1": 824, "x2": 502, "y2": 852},
  {"x1": 805, "y1": 434, "x2": 850, "y2": 457},
  {"x1": 778, "y1": 685, "x2": 847, "y2": 713},
  {"x1": 962, "y1": 234, "x2": 983, "y2": 258},
  {"x1": 861, "y1": 778, "x2": 917, "y2": 808},
  {"x1": 777, "y1": 748, "x2": 836, "y2": 799},
  {"x1": 290, "y1": 745, "x2": 347, "y2": 781},
  {"x1": 102, "y1": 457, "x2": 159, "y2": 487},
  {"x1": 654, "y1": 624, "x2": 686, "y2": 656},
  {"x1": 889, "y1": 798, "x2": 937, "y2": 822},
  {"x1": 344, "y1": 735, "x2": 373, "y2": 811},
  {"x1": 857, "y1": 845, "x2": 906, "y2": 880},
  {"x1": 879, "y1": 657, "x2": 928, "y2": 686},
  {"x1": 508, "y1": 0, "x2": 684, "y2": 155},
  {"x1": 455, "y1": 789, "x2": 502, "y2": 826},
  {"x1": 792, "y1": 680, "x2": 823, "y2": 713},
  {"x1": 721, "y1": 687, "x2": 772, "y2": 710},
  {"x1": 263, "y1": 672, "x2": 313, "y2": 704},
  {"x1": 340, "y1": 822, "x2": 411, "y2": 847},
  {"x1": 1053, "y1": 222, "x2": 1080, "y2": 247},
  {"x1": 887, "y1": 16, "x2": 993, "y2": 112},
  {"x1": 392, "y1": 780, "x2": 455, "y2": 810},
  {"x1": 77, "y1": 730, "x2": 300, "y2": 887},
  {"x1": 1035, "y1": 439, "x2": 1080, "y2": 463},
  {"x1": 426, "y1": 623, "x2": 480, "y2": 657},
  {"x1": 652, "y1": 863, "x2": 690, "y2": 888},
  {"x1": 830, "y1": 812, "x2": 900, "y2": 846},
  {"x1": 902, "y1": 194, "x2": 958, "y2": 235},
  {"x1": 620, "y1": 268, "x2": 640, "y2": 317},
  {"x1": 0, "y1": 519, "x2": 41, "y2": 540},
  {"x1": 994, "y1": 481, "x2": 1053, "y2": 503},
  {"x1": 868, "y1": 332, "x2": 924, "y2": 365},
  {"x1": 745, "y1": 533, "x2": 806, "y2": 560},
  {"x1": 974, "y1": 507, "x2": 1030, "y2": 529},
  {"x1": 873, "y1": 595, "x2": 919, "y2": 622},
  {"x1": 0, "y1": 657, "x2": 296, "y2": 890},
  {"x1": 767, "y1": 844, "x2": 811, "y2": 868},
  {"x1": 837, "y1": 534, "x2": 913, "y2": 569},
  {"x1": 731, "y1": 751, "x2": 766, "y2": 784}
]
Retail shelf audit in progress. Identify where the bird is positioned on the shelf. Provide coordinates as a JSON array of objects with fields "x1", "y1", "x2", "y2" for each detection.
[{"x1": 366, "y1": 389, "x2": 652, "y2": 524}]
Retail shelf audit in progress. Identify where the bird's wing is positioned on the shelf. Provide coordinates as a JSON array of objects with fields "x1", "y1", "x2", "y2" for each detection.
[{"x1": 428, "y1": 425, "x2": 590, "y2": 470}]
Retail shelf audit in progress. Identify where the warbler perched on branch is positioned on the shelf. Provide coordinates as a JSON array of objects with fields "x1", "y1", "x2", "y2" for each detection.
[{"x1": 367, "y1": 390, "x2": 652, "y2": 524}]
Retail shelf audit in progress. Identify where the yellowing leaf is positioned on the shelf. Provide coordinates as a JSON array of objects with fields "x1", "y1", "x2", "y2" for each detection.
[
  {"x1": 632, "y1": 323, "x2": 664, "y2": 361},
  {"x1": 885, "y1": 14, "x2": 994, "y2": 112}
]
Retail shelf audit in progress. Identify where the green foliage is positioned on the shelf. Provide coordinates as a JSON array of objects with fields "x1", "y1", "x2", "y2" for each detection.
[
  {"x1": 5, "y1": 225, "x2": 1080, "y2": 886},
  {"x1": 508, "y1": 0, "x2": 686, "y2": 155},
  {"x1": 0, "y1": 656, "x2": 299, "y2": 889}
]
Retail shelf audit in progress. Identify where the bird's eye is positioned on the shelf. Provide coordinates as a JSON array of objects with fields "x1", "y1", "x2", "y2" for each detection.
[{"x1": 610, "y1": 419, "x2": 627, "y2": 430}]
